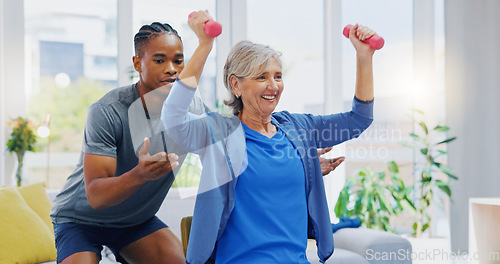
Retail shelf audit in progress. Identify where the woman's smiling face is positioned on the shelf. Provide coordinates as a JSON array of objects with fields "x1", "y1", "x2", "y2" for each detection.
[{"x1": 233, "y1": 58, "x2": 284, "y2": 119}]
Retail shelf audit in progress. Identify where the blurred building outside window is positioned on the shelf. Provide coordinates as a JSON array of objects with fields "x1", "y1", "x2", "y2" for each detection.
[{"x1": 24, "y1": 0, "x2": 118, "y2": 189}]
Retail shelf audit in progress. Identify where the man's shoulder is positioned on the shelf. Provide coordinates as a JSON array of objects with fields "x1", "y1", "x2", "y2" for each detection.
[
  {"x1": 86, "y1": 84, "x2": 137, "y2": 127},
  {"x1": 93, "y1": 84, "x2": 138, "y2": 109}
]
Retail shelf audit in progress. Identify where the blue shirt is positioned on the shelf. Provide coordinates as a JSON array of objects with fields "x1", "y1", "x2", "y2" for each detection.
[{"x1": 215, "y1": 123, "x2": 309, "y2": 264}]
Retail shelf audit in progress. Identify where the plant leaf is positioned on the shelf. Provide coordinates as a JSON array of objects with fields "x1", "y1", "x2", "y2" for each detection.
[
  {"x1": 411, "y1": 108, "x2": 425, "y2": 115},
  {"x1": 361, "y1": 189, "x2": 370, "y2": 214},
  {"x1": 419, "y1": 121, "x2": 428, "y2": 135},
  {"x1": 388, "y1": 161, "x2": 399, "y2": 173},
  {"x1": 434, "y1": 125, "x2": 450, "y2": 132},
  {"x1": 420, "y1": 148, "x2": 428, "y2": 155},
  {"x1": 410, "y1": 133, "x2": 425, "y2": 143},
  {"x1": 377, "y1": 189, "x2": 394, "y2": 215},
  {"x1": 421, "y1": 175, "x2": 432, "y2": 183},
  {"x1": 334, "y1": 189, "x2": 349, "y2": 216},
  {"x1": 378, "y1": 171, "x2": 386, "y2": 180},
  {"x1": 391, "y1": 175, "x2": 405, "y2": 190},
  {"x1": 403, "y1": 196, "x2": 417, "y2": 211},
  {"x1": 434, "y1": 162, "x2": 458, "y2": 180},
  {"x1": 435, "y1": 180, "x2": 452, "y2": 197},
  {"x1": 412, "y1": 222, "x2": 418, "y2": 233},
  {"x1": 436, "y1": 137, "x2": 457, "y2": 145}
]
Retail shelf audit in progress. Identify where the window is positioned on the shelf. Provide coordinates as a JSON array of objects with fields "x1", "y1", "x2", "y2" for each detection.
[
  {"x1": 341, "y1": 0, "x2": 415, "y2": 177},
  {"x1": 24, "y1": 0, "x2": 118, "y2": 189},
  {"x1": 247, "y1": 0, "x2": 325, "y2": 115},
  {"x1": 341, "y1": 0, "x2": 447, "y2": 234}
]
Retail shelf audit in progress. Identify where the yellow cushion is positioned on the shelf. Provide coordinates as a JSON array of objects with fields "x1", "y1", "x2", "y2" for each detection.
[
  {"x1": 18, "y1": 182, "x2": 54, "y2": 234},
  {"x1": 0, "y1": 186, "x2": 57, "y2": 263}
]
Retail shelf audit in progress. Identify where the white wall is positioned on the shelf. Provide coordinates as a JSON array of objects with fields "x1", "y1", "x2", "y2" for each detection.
[
  {"x1": 117, "y1": 0, "x2": 134, "y2": 87},
  {"x1": 215, "y1": 0, "x2": 247, "y2": 105},
  {"x1": 0, "y1": 0, "x2": 26, "y2": 186},
  {"x1": 445, "y1": 0, "x2": 500, "y2": 252},
  {"x1": 323, "y1": 0, "x2": 344, "y2": 219}
]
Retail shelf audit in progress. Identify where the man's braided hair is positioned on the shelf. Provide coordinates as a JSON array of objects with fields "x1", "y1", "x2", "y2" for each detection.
[{"x1": 134, "y1": 22, "x2": 182, "y2": 56}]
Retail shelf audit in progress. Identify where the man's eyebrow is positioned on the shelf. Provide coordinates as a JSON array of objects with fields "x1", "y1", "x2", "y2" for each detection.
[{"x1": 152, "y1": 53, "x2": 183, "y2": 58}]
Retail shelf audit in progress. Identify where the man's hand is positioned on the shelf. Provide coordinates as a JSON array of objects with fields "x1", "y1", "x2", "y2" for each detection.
[
  {"x1": 318, "y1": 147, "x2": 345, "y2": 176},
  {"x1": 137, "y1": 137, "x2": 179, "y2": 182},
  {"x1": 83, "y1": 137, "x2": 179, "y2": 210}
]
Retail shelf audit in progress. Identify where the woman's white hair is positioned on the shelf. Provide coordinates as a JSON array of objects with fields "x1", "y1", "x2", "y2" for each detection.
[{"x1": 223, "y1": 40, "x2": 282, "y2": 115}]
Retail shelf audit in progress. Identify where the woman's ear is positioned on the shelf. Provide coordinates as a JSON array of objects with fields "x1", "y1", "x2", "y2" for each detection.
[
  {"x1": 230, "y1": 75, "x2": 240, "y2": 97},
  {"x1": 133, "y1": 56, "x2": 142, "y2": 73}
]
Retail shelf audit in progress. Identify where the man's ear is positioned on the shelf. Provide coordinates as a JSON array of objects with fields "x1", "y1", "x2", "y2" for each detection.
[
  {"x1": 133, "y1": 56, "x2": 142, "y2": 73},
  {"x1": 230, "y1": 75, "x2": 240, "y2": 97}
]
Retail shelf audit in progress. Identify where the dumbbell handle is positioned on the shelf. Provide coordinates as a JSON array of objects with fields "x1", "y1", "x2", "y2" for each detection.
[
  {"x1": 343, "y1": 24, "x2": 384, "y2": 50},
  {"x1": 188, "y1": 12, "x2": 222, "y2": 38}
]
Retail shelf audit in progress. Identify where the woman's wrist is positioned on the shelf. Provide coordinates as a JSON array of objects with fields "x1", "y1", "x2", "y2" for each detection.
[
  {"x1": 178, "y1": 41, "x2": 213, "y2": 86},
  {"x1": 356, "y1": 51, "x2": 374, "y2": 62},
  {"x1": 194, "y1": 40, "x2": 214, "y2": 61},
  {"x1": 198, "y1": 38, "x2": 214, "y2": 49}
]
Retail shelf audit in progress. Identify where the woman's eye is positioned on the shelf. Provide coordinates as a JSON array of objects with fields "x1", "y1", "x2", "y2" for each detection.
[
  {"x1": 175, "y1": 60, "x2": 183, "y2": 64},
  {"x1": 276, "y1": 75, "x2": 282, "y2": 80},
  {"x1": 256, "y1": 76, "x2": 265, "y2": 80},
  {"x1": 154, "y1": 60, "x2": 164, "y2": 63}
]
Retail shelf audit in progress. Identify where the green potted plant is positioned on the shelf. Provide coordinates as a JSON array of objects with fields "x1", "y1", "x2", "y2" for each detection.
[
  {"x1": 334, "y1": 161, "x2": 415, "y2": 233},
  {"x1": 6, "y1": 117, "x2": 38, "y2": 186},
  {"x1": 400, "y1": 109, "x2": 457, "y2": 238}
]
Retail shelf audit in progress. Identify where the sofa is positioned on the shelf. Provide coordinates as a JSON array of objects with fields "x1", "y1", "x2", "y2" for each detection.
[
  {"x1": 0, "y1": 185, "x2": 411, "y2": 264},
  {"x1": 0, "y1": 183, "x2": 58, "y2": 264},
  {"x1": 307, "y1": 227, "x2": 413, "y2": 263}
]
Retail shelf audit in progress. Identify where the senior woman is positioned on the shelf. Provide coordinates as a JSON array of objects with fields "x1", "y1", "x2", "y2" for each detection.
[{"x1": 162, "y1": 13, "x2": 376, "y2": 264}]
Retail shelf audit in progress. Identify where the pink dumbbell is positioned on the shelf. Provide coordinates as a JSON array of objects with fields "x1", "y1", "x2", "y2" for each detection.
[
  {"x1": 343, "y1": 24, "x2": 384, "y2": 50},
  {"x1": 188, "y1": 12, "x2": 222, "y2": 38}
]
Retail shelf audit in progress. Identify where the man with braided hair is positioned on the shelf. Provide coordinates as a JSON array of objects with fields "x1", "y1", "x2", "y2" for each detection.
[{"x1": 50, "y1": 21, "x2": 199, "y2": 264}]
